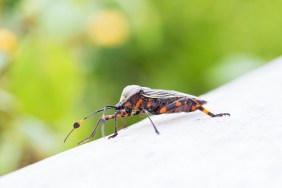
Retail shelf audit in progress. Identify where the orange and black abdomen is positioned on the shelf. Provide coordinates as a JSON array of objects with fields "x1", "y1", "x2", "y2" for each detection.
[
  {"x1": 142, "y1": 96, "x2": 206, "y2": 115},
  {"x1": 140, "y1": 97, "x2": 180, "y2": 115}
]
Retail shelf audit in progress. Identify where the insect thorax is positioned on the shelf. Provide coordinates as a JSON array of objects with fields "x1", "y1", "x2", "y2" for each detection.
[{"x1": 119, "y1": 85, "x2": 143, "y2": 103}]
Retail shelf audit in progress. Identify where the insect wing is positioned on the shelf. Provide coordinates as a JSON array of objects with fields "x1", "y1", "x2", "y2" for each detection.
[{"x1": 142, "y1": 88, "x2": 195, "y2": 99}]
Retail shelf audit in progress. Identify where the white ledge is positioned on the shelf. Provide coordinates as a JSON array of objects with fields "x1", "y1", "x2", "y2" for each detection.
[{"x1": 1, "y1": 57, "x2": 282, "y2": 188}]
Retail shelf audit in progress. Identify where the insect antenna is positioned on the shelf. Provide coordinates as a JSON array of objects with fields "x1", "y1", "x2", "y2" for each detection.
[
  {"x1": 64, "y1": 105, "x2": 116, "y2": 143},
  {"x1": 83, "y1": 105, "x2": 116, "y2": 120},
  {"x1": 64, "y1": 128, "x2": 75, "y2": 143}
]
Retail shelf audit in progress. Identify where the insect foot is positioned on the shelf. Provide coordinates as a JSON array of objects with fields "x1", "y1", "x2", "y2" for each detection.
[
  {"x1": 213, "y1": 113, "x2": 230, "y2": 117},
  {"x1": 77, "y1": 138, "x2": 89, "y2": 145},
  {"x1": 108, "y1": 132, "x2": 118, "y2": 139}
]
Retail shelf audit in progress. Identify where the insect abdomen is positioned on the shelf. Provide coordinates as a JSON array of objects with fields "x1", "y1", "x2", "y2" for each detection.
[
  {"x1": 142, "y1": 97, "x2": 179, "y2": 114},
  {"x1": 145, "y1": 97, "x2": 207, "y2": 115}
]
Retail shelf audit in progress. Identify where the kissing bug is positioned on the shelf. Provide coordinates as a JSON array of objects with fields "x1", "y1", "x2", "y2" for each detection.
[{"x1": 64, "y1": 85, "x2": 230, "y2": 145}]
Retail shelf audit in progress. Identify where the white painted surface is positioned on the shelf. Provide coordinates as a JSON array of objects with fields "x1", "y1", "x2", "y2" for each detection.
[{"x1": 1, "y1": 57, "x2": 282, "y2": 188}]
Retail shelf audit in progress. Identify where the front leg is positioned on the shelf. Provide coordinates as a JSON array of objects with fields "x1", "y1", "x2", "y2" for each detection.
[
  {"x1": 107, "y1": 114, "x2": 118, "y2": 139},
  {"x1": 77, "y1": 110, "x2": 128, "y2": 144},
  {"x1": 104, "y1": 110, "x2": 126, "y2": 139}
]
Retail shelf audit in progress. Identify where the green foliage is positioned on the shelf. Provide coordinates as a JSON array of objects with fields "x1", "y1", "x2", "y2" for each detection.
[
  {"x1": 9, "y1": 37, "x2": 83, "y2": 121},
  {"x1": 1, "y1": 0, "x2": 282, "y2": 175}
]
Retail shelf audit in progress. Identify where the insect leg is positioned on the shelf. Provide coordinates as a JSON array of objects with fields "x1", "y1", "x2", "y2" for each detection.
[
  {"x1": 119, "y1": 111, "x2": 139, "y2": 129},
  {"x1": 78, "y1": 109, "x2": 122, "y2": 144},
  {"x1": 108, "y1": 112, "x2": 118, "y2": 139},
  {"x1": 101, "y1": 123, "x2": 105, "y2": 137},
  {"x1": 77, "y1": 118, "x2": 102, "y2": 145},
  {"x1": 106, "y1": 110, "x2": 142, "y2": 138},
  {"x1": 143, "y1": 110, "x2": 160, "y2": 134},
  {"x1": 186, "y1": 98, "x2": 230, "y2": 117},
  {"x1": 100, "y1": 107, "x2": 108, "y2": 137},
  {"x1": 197, "y1": 106, "x2": 230, "y2": 117},
  {"x1": 104, "y1": 110, "x2": 131, "y2": 139},
  {"x1": 121, "y1": 117, "x2": 127, "y2": 129}
]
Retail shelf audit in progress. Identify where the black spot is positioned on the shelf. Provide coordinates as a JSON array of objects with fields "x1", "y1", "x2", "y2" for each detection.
[{"x1": 73, "y1": 122, "x2": 80, "y2": 129}]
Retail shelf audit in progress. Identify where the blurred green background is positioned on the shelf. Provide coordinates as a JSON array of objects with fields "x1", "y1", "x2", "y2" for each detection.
[{"x1": 0, "y1": 0, "x2": 281, "y2": 175}]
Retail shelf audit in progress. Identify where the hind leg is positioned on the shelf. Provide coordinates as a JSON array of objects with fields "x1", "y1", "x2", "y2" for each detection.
[{"x1": 197, "y1": 106, "x2": 230, "y2": 117}]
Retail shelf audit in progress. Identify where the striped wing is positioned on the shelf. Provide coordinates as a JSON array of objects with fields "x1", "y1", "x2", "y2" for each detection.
[{"x1": 142, "y1": 88, "x2": 196, "y2": 99}]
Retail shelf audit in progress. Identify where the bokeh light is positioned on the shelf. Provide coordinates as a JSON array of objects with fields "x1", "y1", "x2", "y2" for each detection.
[
  {"x1": 87, "y1": 10, "x2": 130, "y2": 47},
  {"x1": 0, "y1": 29, "x2": 17, "y2": 55}
]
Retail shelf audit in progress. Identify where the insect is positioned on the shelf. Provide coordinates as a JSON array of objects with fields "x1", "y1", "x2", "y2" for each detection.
[{"x1": 64, "y1": 85, "x2": 230, "y2": 145}]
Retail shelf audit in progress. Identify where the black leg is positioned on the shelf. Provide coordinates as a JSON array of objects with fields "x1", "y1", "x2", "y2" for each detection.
[
  {"x1": 78, "y1": 118, "x2": 102, "y2": 145},
  {"x1": 108, "y1": 112, "x2": 118, "y2": 139},
  {"x1": 212, "y1": 113, "x2": 230, "y2": 117},
  {"x1": 143, "y1": 110, "x2": 160, "y2": 134}
]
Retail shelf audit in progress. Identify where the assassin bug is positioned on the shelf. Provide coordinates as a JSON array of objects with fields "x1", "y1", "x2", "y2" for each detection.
[{"x1": 64, "y1": 85, "x2": 230, "y2": 145}]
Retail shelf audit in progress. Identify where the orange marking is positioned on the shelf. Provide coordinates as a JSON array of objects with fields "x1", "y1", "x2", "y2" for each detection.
[
  {"x1": 116, "y1": 114, "x2": 122, "y2": 118},
  {"x1": 176, "y1": 101, "x2": 182, "y2": 107},
  {"x1": 202, "y1": 108, "x2": 209, "y2": 115},
  {"x1": 124, "y1": 101, "x2": 131, "y2": 107},
  {"x1": 77, "y1": 119, "x2": 84, "y2": 126},
  {"x1": 160, "y1": 107, "x2": 167, "y2": 113},
  {"x1": 122, "y1": 111, "x2": 128, "y2": 116},
  {"x1": 134, "y1": 99, "x2": 143, "y2": 110},
  {"x1": 146, "y1": 101, "x2": 152, "y2": 108},
  {"x1": 191, "y1": 104, "x2": 201, "y2": 111}
]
